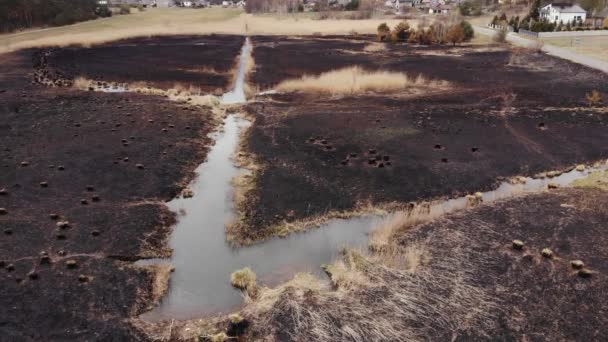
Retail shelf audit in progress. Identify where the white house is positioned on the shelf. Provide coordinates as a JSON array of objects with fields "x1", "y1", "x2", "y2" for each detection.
[
  {"x1": 429, "y1": 4, "x2": 451, "y2": 14},
  {"x1": 394, "y1": 0, "x2": 418, "y2": 11},
  {"x1": 540, "y1": 3, "x2": 587, "y2": 24}
]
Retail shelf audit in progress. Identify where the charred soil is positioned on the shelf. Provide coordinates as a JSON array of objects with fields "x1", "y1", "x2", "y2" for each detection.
[
  {"x1": 0, "y1": 40, "x2": 227, "y2": 340},
  {"x1": 232, "y1": 36, "x2": 608, "y2": 243}
]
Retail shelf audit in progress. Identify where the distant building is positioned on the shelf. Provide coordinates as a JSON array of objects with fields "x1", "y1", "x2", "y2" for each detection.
[
  {"x1": 585, "y1": 8, "x2": 607, "y2": 27},
  {"x1": 429, "y1": 3, "x2": 451, "y2": 14},
  {"x1": 540, "y1": 3, "x2": 587, "y2": 24},
  {"x1": 395, "y1": 0, "x2": 418, "y2": 11}
]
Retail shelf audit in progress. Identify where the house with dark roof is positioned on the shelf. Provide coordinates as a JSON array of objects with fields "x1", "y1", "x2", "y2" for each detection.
[{"x1": 540, "y1": 3, "x2": 587, "y2": 24}]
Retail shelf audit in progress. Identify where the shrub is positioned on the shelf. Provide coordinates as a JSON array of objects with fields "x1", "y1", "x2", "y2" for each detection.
[
  {"x1": 493, "y1": 27, "x2": 508, "y2": 43},
  {"x1": 1, "y1": 0, "x2": 99, "y2": 32},
  {"x1": 512, "y1": 16, "x2": 520, "y2": 32},
  {"x1": 345, "y1": 0, "x2": 359, "y2": 11},
  {"x1": 137, "y1": 4, "x2": 145, "y2": 11},
  {"x1": 119, "y1": 4, "x2": 131, "y2": 14},
  {"x1": 446, "y1": 24, "x2": 465, "y2": 45},
  {"x1": 377, "y1": 22, "x2": 391, "y2": 41},
  {"x1": 458, "y1": 1, "x2": 481, "y2": 16},
  {"x1": 460, "y1": 20, "x2": 474, "y2": 41},
  {"x1": 95, "y1": 5, "x2": 112, "y2": 18},
  {"x1": 586, "y1": 90, "x2": 603, "y2": 106},
  {"x1": 230, "y1": 267, "x2": 257, "y2": 291},
  {"x1": 391, "y1": 21, "x2": 411, "y2": 41},
  {"x1": 530, "y1": 19, "x2": 555, "y2": 32},
  {"x1": 211, "y1": 332, "x2": 228, "y2": 342},
  {"x1": 429, "y1": 21, "x2": 449, "y2": 44},
  {"x1": 604, "y1": 17, "x2": 608, "y2": 29}
]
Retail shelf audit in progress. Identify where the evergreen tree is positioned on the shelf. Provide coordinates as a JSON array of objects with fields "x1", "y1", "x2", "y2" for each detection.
[{"x1": 528, "y1": 0, "x2": 541, "y2": 21}]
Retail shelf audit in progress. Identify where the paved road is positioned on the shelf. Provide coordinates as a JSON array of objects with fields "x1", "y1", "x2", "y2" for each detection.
[{"x1": 474, "y1": 25, "x2": 608, "y2": 74}]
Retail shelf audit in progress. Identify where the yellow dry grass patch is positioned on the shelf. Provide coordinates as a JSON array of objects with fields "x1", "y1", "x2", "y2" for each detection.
[
  {"x1": 363, "y1": 43, "x2": 386, "y2": 52},
  {"x1": 275, "y1": 66, "x2": 449, "y2": 95},
  {"x1": 230, "y1": 267, "x2": 258, "y2": 296},
  {"x1": 73, "y1": 77, "x2": 224, "y2": 116},
  {"x1": 142, "y1": 263, "x2": 174, "y2": 306},
  {"x1": 242, "y1": 272, "x2": 326, "y2": 313},
  {"x1": 0, "y1": 8, "x2": 407, "y2": 54},
  {"x1": 572, "y1": 170, "x2": 608, "y2": 191},
  {"x1": 322, "y1": 249, "x2": 371, "y2": 290}
]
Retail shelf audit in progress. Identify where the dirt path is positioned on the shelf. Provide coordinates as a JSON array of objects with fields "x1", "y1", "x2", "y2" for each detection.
[{"x1": 474, "y1": 25, "x2": 608, "y2": 74}]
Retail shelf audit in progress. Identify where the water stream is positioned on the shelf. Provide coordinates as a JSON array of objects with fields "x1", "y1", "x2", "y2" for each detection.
[{"x1": 138, "y1": 38, "x2": 608, "y2": 321}]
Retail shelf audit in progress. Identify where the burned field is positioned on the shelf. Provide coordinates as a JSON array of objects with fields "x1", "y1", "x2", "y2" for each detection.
[
  {"x1": 232, "y1": 36, "x2": 608, "y2": 243},
  {"x1": 36, "y1": 35, "x2": 243, "y2": 93},
  {"x1": 0, "y1": 38, "x2": 236, "y2": 339},
  {"x1": 2, "y1": 31, "x2": 608, "y2": 341}
]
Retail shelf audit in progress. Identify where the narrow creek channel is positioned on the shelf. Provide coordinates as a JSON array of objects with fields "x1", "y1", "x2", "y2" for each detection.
[
  {"x1": 138, "y1": 38, "x2": 608, "y2": 322},
  {"x1": 139, "y1": 37, "x2": 387, "y2": 321}
]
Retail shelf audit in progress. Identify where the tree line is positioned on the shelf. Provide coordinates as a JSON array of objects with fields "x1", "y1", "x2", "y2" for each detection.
[{"x1": 0, "y1": 0, "x2": 103, "y2": 33}]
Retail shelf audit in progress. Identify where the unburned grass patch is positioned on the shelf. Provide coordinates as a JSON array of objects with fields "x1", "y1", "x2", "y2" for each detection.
[
  {"x1": 571, "y1": 170, "x2": 608, "y2": 191},
  {"x1": 363, "y1": 43, "x2": 386, "y2": 52},
  {"x1": 240, "y1": 240, "x2": 499, "y2": 341},
  {"x1": 274, "y1": 66, "x2": 449, "y2": 95}
]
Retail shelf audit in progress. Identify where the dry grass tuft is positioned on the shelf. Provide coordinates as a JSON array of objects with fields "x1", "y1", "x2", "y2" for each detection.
[
  {"x1": 322, "y1": 250, "x2": 371, "y2": 290},
  {"x1": 586, "y1": 90, "x2": 603, "y2": 107},
  {"x1": 571, "y1": 170, "x2": 608, "y2": 191},
  {"x1": 242, "y1": 273, "x2": 325, "y2": 313},
  {"x1": 363, "y1": 43, "x2": 386, "y2": 52},
  {"x1": 231, "y1": 267, "x2": 257, "y2": 295},
  {"x1": 275, "y1": 66, "x2": 449, "y2": 95},
  {"x1": 73, "y1": 77, "x2": 222, "y2": 111},
  {"x1": 147, "y1": 263, "x2": 173, "y2": 305},
  {"x1": 210, "y1": 332, "x2": 228, "y2": 342}
]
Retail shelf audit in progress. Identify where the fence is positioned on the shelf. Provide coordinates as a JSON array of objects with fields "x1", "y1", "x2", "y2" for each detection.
[{"x1": 518, "y1": 28, "x2": 608, "y2": 38}]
